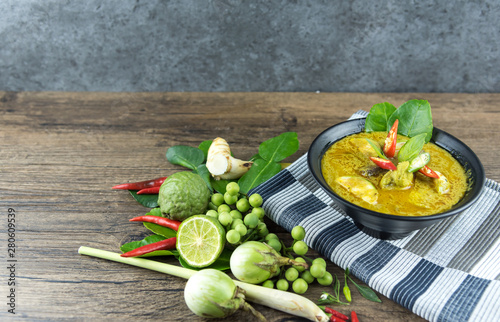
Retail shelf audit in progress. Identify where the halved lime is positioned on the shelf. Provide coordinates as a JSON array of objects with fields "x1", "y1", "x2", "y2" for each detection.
[{"x1": 176, "y1": 215, "x2": 226, "y2": 268}]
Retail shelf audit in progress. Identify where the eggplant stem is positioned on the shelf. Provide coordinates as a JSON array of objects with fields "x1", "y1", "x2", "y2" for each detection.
[
  {"x1": 279, "y1": 256, "x2": 309, "y2": 269},
  {"x1": 243, "y1": 301, "x2": 267, "y2": 322}
]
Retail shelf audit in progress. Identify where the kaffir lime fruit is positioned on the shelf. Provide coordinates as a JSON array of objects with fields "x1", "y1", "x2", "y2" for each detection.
[
  {"x1": 176, "y1": 215, "x2": 226, "y2": 268},
  {"x1": 158, "y1": 171, "x2": 211, "y2": 221}
]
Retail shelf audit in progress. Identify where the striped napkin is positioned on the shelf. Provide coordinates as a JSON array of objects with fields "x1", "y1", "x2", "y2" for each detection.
[{"x1": 250, "y1": 111, "x2": 500, "y2": 322}]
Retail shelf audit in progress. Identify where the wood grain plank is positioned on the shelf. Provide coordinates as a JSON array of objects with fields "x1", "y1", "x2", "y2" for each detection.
[{"x1": 1, "y1": 91, "x2": 498, "y2": 321}]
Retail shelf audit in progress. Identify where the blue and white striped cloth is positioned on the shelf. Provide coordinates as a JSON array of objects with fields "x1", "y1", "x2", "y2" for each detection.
[{"x1": 250, "y1": 111, "x2": 500, "y2": 322}]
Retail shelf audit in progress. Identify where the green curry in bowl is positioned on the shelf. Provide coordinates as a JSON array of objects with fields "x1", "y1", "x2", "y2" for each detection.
[
  {"x1": 321, "y1": 131, "x2": 468, "y2": 216},
  {"x1": 308, "y1": 99, "x2": 484, "y2": 238}
]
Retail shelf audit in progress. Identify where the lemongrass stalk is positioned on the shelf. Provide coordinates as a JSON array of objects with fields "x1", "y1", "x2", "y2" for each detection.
[
  {"x1": 233, "y1": 281, "x2": 328, "y2": 321},
  {"x1": 78, "y1": 246, "x2": 195, "y2": 279},
  {"x1": 78, "y1": 246, "x2": 328, "y2": 322}
]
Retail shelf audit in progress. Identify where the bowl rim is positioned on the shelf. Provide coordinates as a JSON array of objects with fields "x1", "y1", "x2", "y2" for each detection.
[{"x1": 307, "y1": 118, "x2": 486, "y2": 222}]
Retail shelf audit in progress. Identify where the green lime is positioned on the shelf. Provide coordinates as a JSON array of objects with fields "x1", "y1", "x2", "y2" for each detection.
[{"x1": 176, "y1": 215, "x2": 226, "y2": 268}]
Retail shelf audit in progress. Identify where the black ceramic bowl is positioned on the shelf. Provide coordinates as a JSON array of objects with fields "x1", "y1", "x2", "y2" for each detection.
[{"x1": 308, "y1": 118, "x2": 485, "y2": 240}]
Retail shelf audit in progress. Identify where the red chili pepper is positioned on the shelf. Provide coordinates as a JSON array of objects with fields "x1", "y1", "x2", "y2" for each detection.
[
  {"x1": 329, "y1": 315, "x2": 346, "y2": 322},
  {"x1": 129, "y1": 215, "x2": 181, "y2": 231},
  {"x1": 370, "y1": 157, "x2": 397, "y2": 170},
  {"x1": 112, "y1": 176, "x2": 167, "y2": 190},
  {"x1": 383, "y1": 119, "x2": 399, "y2": 158},
  {"x1": 418, "y1": 165, "x2": 440, "y2": 178},
  {"x1": 351, "y1": 311, "x2": 359, "y2": 322},
  {"x1": 324, "y1": 307, "x2": 349, "y2": 321},
  {"x1": 120, "y1": 237, "x2": 177, "y2": 257},
  {"x1": 137, "y1": 186, "x2": 161, "y2": 195}
]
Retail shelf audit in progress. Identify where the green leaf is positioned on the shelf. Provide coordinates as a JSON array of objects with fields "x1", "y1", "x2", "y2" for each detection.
[
  {"x1": 259, "y1": 132, "x2": 299, "y2": 162},
  {"x1": 121, "y1": 234, "x2": 165, "y2": 252},
  {"x1": 365, "y1": 139, "x2": 387, "y2": 159},
  {"x1": 194, "y1": 164, "x2": 213, "y2": 192},
  {"x1": 140, "y1": 208, "x2": 177, "y2": 238},
  {"x1": 365, "y1": 102, "x2": 397, "y2": 132},
  {"x1": 398, "y1": 133, "x2": 427, "y2": 162},
  {"x1": 198, "y1": 140, "x2": 213, "y2": 162},
  {"x1": 210, "y1": 178, "x2": 233, "y2": 194},
  {"x1": 144, "y1": 207, "x2": 162, "y2": 217},
  {"x1": 134, "y1": 250, "x2": 177, "y2": 258},
  {"x1": 143, "y1": 222, "x2": 177, "y2": 239},
  {"x1": 166, "y1": 145, "x2": 205, "y2": 170},
  {"x1": 249, "y1": 153, "x2": 261, "y2": 161},
  {"x1": 129, "y1": 190, "x2": 158, "y2": 208},
  {"x1": 388, "y1": 100, "x2": 433, "y2": 142},
  {"x1": 333, "y1": 274, "x2": 340, "y2": 299},
  {"x1": 178, "y1": 248, "x2": 232, "y2": 271},
  {"x1": 120, "y1": 235, "x2": 178, "y2": 258},
  {"x1": 238, "y1": 158, "x2": 282, "y2": 194},
  {"x1": 346, "y1": 269, "x2": 382, "y2": 303},
  {"x1": 348, "y1": 277, "x2": 382, "y2": 303},
  {"x1": 356, "y1": 284, "x2": 382, "y2": 302}
]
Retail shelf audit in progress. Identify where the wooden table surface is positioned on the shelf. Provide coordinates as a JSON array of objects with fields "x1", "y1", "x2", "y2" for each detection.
[{"x1": 1, "y1": 92, "x2": 499, "y2": 321}]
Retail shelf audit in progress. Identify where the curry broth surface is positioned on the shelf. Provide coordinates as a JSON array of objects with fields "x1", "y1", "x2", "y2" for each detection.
[{"x1": 321, "y1": 132, "x2": 468, "y2": 216}]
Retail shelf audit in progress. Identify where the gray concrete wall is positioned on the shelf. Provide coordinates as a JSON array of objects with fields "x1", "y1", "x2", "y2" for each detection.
[{"x1": 1, "y1": 0, "x2": 498, "y2": 92}]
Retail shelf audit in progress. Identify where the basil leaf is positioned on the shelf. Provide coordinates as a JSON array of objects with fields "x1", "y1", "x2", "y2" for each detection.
[
  {"x1": 259, "y1": 132, "x2": 299, "y2": 162},
  {"x1": 129, "y1": 190, "x2": 158, "y2": 208},
  {"x1": 198, "y1": 140, "x2": 213, "y2": 162},
  {"x1": 166, "y1": 145, "x2": 204, "y2": 170},
  {"x1": 120, "y1": 235, "x2": 178, "y2": 258},
  {"x1": 143, "y1": 222, "x2": 177, "y2": 239},
  {"x1": 365, "y1": 139, "x2": 387, "y2": 159},
  {"x1": 365, "y1": 102, "x2": 397, "y2": 132},
  {"x1": 238, "y1": 158, "x2": 282, "y2": 194},
  {"x1": 398, "y1": 133, "x2": 427, "y2": 162},
  {"x1": 388, "y1": 100, "x2": 433, "y2": 142}
]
